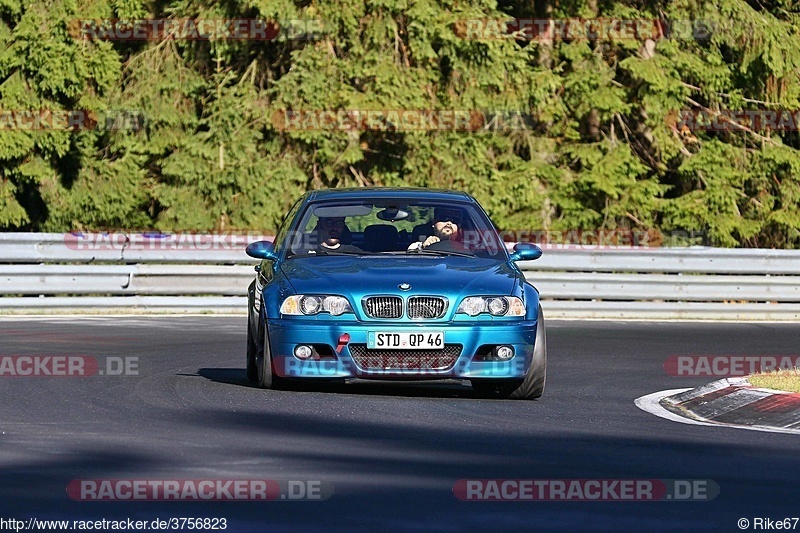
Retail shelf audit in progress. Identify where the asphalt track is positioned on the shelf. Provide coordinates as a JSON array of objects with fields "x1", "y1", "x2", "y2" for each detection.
[{"x1": 0, "y1": 317, "x2": 798, "y2": 532}]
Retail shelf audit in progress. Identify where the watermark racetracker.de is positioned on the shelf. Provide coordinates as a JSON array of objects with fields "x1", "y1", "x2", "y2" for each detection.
[
  {"x1": 63, "y1": 232, "x2": 273, "y2": 251},
  {"x1": 0, "y1": 356, "x2": 138, "y2": 377},
  {"x1": 60, "y1": 229, "x2": 705, "y2": 263},
  {"x1": 67, "y1": 479, "x2": 333, "y2": 501},
  {"x1": 664, "y1": 355, "x2": 800, "y2": 377},
  {"x1": 0, "y1": 109, "x2": 145, "y2": 131},
  {"x1": 670, "y1": 109, "x2": 800, "y2": 132},
  {"x1": 269, "y1": 109, "x2": 535, "y2": 132},
  {"x1": 68, "y1": 18, "x2": 325, "y2": 41},
  {"x1": 453, "y1": 478, "x2": 719, "y2": 501},
  {"x1": 452, "y1": 18, "x2": 715, "y2": 41}
]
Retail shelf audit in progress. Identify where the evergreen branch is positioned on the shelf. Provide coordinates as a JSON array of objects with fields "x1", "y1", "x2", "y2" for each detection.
[
  {"x1": 681, "y1": 82, "x2": 785, "y2": 107},
  {"x1": 615, "y1": 113, "x2": 659, "y2": 169},
  {"x1": 685, "y1": 97, "x2": 778, "y2": 145},
  {"x1": 626, "y1": 211, "x2": 643, "y2": 226},
  {"x1": 349, "y1": 165, "x2": 369, "y2": 187},
  {"x1": 394, "y1": 25, "x2": 410, "y2": 68}
]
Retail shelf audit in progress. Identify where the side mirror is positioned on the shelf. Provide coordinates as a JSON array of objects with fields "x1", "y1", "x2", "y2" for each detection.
[
  {"x1": 245, "y1": 240, "x2": 278, "y2": 261},
  {"x1": 509, "y1": 242, "x2": 542, "y2": 262}
]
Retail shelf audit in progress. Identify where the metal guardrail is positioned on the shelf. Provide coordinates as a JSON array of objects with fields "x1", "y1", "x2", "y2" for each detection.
[
  {"x1": 0, "y1": 233, "x2": 798, "y2": 319},
  {"x1": 0, "y1": 232, "x2": 272, "y2": 263},
  {"x1": 521, "y1": 246, "x2": 800, "y2": 275}
]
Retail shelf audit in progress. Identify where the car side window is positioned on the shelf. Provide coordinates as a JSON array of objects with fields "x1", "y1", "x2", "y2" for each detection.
[{"x1": 273, "y1": 198, "x2": 304, "y2": 256}]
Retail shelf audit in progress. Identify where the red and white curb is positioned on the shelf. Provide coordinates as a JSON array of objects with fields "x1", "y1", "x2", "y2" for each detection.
[{"x1": 635, "y1": 378, "x2": 800, "y2": 435}]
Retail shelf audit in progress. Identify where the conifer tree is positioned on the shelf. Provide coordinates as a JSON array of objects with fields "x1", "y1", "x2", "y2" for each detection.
[{"x1": 0, "y1": 0, "x2": 797, "y2": 247}]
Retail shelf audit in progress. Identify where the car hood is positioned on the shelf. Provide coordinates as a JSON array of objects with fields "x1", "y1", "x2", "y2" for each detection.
[{"x1": 281, "y1": 256, "x2": 519, "y2": 297}]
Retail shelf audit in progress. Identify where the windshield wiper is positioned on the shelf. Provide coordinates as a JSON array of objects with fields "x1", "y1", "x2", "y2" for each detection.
[
  {"x1": 410, "y1": 248, "x2": 475, "y2": 258},
  {"x1": 288, "y1": 250, "x2": 366, "y2": 258},
  {"x1": 314, "y1": 249, "x2": 366, "y2": 256}
]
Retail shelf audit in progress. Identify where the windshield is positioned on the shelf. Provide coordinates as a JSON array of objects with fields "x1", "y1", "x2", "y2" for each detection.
[{"x1": 282, "y1": 199, "x2": 506, "y2": 259}]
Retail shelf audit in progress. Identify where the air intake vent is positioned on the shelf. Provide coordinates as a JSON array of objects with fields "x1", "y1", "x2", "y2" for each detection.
[
  {"x1": 363, "y1": 296, "x2": 403, "y2": 318},
  {"x1": 407, "y1": 296, "x2": 448, "y2": 319},
  {"x1": 349, "y1": 344, "x2": 462, "y2": 370}
]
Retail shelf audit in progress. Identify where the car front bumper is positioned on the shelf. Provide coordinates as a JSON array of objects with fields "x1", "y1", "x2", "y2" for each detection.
[{"x1": 266, "y1": 319, "x2": 538, "y2": 380}]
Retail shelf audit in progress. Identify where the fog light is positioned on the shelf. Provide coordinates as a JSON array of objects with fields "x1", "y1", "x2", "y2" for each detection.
[
  {"x1": 495, "y1": 346, "x2": 514, "y2": 361},
  {"x1": 294, "y1": 345, "x2": 313, "y2": 359}
]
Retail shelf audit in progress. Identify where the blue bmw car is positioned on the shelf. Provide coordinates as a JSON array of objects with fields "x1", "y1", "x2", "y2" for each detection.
[{"x1": 245, "y1": 188, "x2": 546, "y2": 399}]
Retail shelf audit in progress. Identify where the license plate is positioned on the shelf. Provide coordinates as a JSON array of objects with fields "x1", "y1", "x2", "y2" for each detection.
[{"x1": 367, "y1": 331, "x2": 444, "y2": 350}]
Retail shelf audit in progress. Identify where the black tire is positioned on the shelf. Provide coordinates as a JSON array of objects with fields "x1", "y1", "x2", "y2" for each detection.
[
  {"x1": 507, "y1": 304, "x2": 547, "y2": 399},
  {"x1": 258, "y1": 321, "x2": 290, "y2": 390},
  {"x1": 246, "y1": 314, "x2": 257, "y2": 382},
  {"x1": 258, "y1": 322, "x2": 275, "y2": 389},
  {"x1": 471, "y1": 304, "x2": 547, "y2": 400}
]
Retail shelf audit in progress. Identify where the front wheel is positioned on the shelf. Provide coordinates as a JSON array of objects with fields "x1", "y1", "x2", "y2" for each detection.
[
  {"x1": 246, "y1": 316, "x2": 257, "y2": 382},
  {"x1": 258, "y1": 322, "x2": 275, "y2": 388},
  {"x1": 258, "y1": 321, "x2": 289, "y2": 390},
  {"x1": 472, "y1": 304, "x2": 547, "y2": 400}
]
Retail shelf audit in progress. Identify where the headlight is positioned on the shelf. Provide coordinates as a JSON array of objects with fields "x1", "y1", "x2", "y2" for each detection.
[
  {"x1": 487, "y1": 297, "x2": 509, "y2": 316},
  {"x1": 457, "y1": 296, "x2": 525, "y2": 317},
  {"x1": 300, "y1": 296, "x2": 322, "y2": 315},
  {"x1": 280, "y1": 295, "x2": 353, "y2": 316},
  {"x1": 458, "y1": 297, "x2": 487, "y2": 317}
]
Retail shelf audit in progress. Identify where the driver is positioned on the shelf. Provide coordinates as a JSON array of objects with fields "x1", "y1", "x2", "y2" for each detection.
[{"x1": 407, "y1": 208, "x2": 469, "y2": 252}]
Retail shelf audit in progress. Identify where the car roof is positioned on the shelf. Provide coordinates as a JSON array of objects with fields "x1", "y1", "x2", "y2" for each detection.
[{"x1": 303, "y1": 187, "x2": 474, "y2": 203}]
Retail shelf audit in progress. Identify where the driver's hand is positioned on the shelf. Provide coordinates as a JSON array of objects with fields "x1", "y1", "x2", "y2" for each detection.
[{"x1": 422, "y1": 236, "x2": 440, "y2": 248}]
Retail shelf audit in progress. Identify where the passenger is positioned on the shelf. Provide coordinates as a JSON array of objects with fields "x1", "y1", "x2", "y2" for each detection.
[{"x1": 313, "y1": 217, "x2": 363, "y2": 253}]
